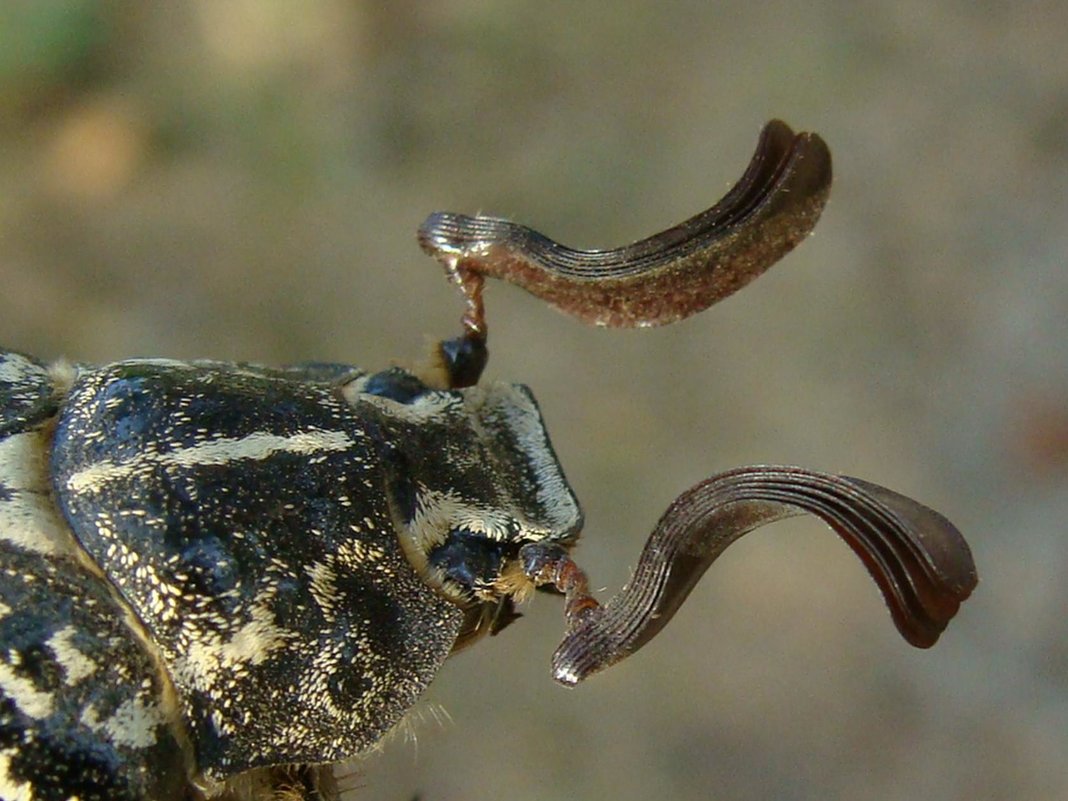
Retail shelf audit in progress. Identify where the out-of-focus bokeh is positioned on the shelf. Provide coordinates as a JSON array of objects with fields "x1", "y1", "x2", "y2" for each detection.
[{"x1": 2, "y1": 2, "x2": 1065, "y2": 799}]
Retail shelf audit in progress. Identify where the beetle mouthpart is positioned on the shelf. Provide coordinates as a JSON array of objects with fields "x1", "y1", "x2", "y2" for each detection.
[
  {"x1": 546, "y1": 466, "x2": 978, "y2": 687},
  {"x1": 418, "y1": 119, "x2": 832, "y2": 332}
]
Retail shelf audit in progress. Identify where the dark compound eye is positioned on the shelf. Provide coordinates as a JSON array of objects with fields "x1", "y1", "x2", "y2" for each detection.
[
  {"x1": 427, "y1": 529, "x2": 508, "y2": 593},
  {"x1": 363, "y1": 368, "x2": 429, "y2": 404}
]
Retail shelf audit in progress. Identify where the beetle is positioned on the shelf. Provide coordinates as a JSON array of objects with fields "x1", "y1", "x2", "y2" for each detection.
[{"x1": 0, "y1": 121, "x2": 976, "y2": 800}]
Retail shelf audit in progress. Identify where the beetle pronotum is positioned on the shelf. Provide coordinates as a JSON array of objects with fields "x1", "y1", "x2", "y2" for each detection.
[{"x1": 0, "y1": 120, "x2": 975, "y2": 800}]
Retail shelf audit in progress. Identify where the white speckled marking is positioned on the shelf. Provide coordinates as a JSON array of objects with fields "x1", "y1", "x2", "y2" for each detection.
[
  {"x1": 338, "y1": 537, "x2": 384, "y2": 565},
  {"x1": 177, "y1": 591, "x2": 293, "y2": 703},
  {"x1": 0, "y1": 748, "x2": 34, "y2": 801},
  {"x1": 0, "y1": 661, "x2": 55, "y2": 719},
  {"x1": 0, "y1": 353, "x2": 40, "y2": 385},
  {"x1": 103, "y1": 696, "x2": 166, "y2": 749},
  {"x1": 79, "y1": 693, "x2": 165, "y2": 749},
  {"x1": 0, "y1": 430, "x2": 53, "y2": 486},
  {"x1": 476, "y1": 383, "x2": 582, "y2": 534},
  {"x1": 66, "y1": 429, "x2": 357, "y2": 493},
  {"x1": 0, "y1": 430, "x2": 82, "y2": 556},
  {"x1": 46, "y1": 626, "x2": 99, "y2": 685},
  {"x1": 306, "y1": 560, "x2": 339, "y2": 622},
  {"x1": 408, "y1": 488, "x2": 517, "y2": 550}
]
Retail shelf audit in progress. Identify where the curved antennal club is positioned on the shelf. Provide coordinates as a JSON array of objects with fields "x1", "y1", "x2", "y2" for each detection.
[
  {"x1": 418, "y1": 119, "x2": 832, "y2": 334},
  {"x1": 520, "y1": 466, "x2": 977, "y2": 686}
]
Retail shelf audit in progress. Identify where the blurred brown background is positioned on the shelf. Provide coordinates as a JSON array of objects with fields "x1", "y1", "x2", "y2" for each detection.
[{"x1": 1, "y1": 2, "x2": 1065, "y2": 800}]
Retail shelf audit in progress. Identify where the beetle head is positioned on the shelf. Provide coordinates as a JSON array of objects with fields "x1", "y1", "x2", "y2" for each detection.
[{"x1": 347, "y1": 367, "x2": 583, "y2": 615}]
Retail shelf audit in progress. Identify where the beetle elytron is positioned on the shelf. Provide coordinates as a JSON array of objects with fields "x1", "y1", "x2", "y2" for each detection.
[{"x1": 0, "y1": 121, "x2": 976, "y2": 800}]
